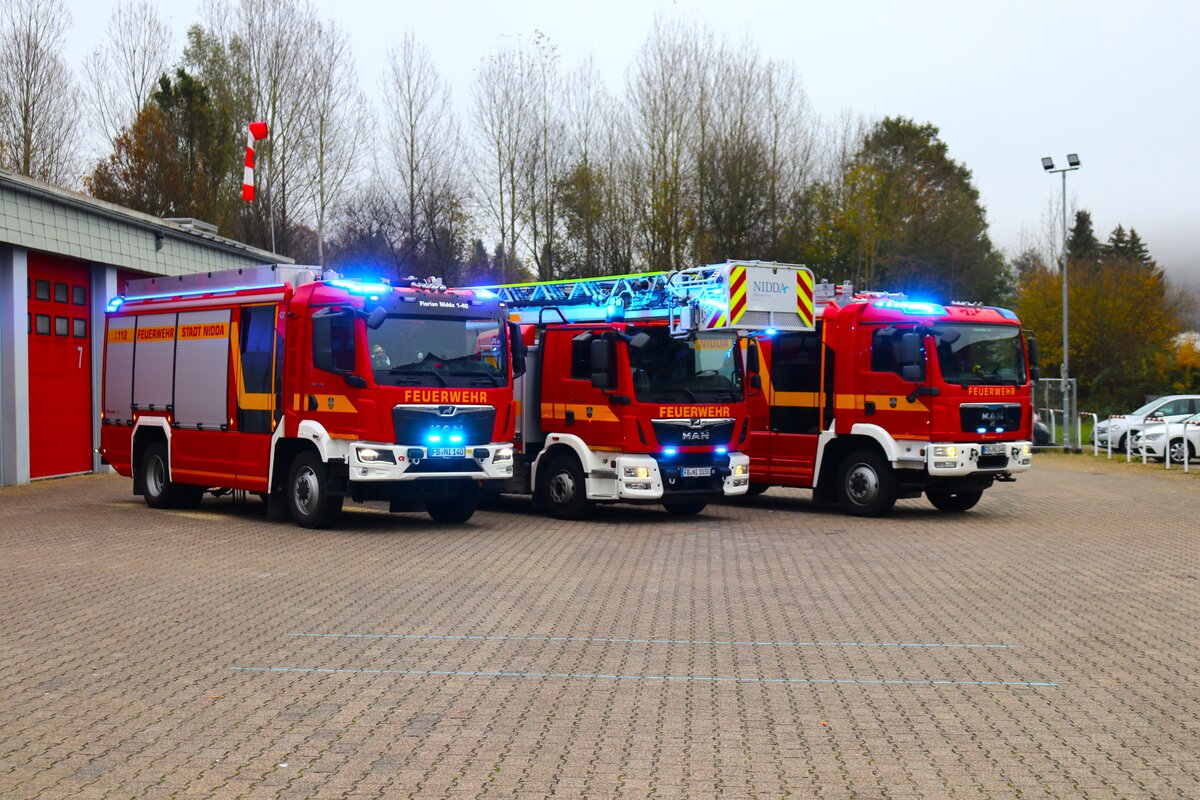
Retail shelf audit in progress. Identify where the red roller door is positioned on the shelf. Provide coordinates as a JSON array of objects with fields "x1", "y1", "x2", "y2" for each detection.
[{"x1": 27, "y1": 253, "x2": 93, "y2": 478}]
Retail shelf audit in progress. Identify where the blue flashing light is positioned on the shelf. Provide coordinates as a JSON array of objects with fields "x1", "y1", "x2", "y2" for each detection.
[
  {"x1": 663, "y1": 447, "x2": 677, "y2": 457},
  {"x1": 996, "y1": 427, "x2": 1005, "y2": 434},
  {"x1": 449, "y1": 434, "x2": 463, "y2": 444},
  {"x1": 474, "y1": 288, "x2": 498, "y2": 299},
  {"x1": 124, "y1": 282, "x2": 285, "y2": 303},
  {"x1": 764, "y1": 328, "x2": 777, "y2": 336},
  {"x1": 874, "y1": 299, "x2": 947, "y2": 316},
  {"x1": 106, "y1": 296, "x2": 125, "y2": 312},
  {"x1": 329, "y1": 279, "x2": 394, "y2": 296},
  {"x1": 977, "y1": 427, "x2": 987, "y2": 434},
  {"x1": 716, "y1": 446, "x2": 728, "y2": 455},
  {"x1": 427, "y1": 434, "x2": 443, "y2": 444}
]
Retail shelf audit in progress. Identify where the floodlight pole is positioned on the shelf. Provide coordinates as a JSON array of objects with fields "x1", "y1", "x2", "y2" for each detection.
[{"x1": 1044, "y1": 156, "x2": 1080, "y2": 450}]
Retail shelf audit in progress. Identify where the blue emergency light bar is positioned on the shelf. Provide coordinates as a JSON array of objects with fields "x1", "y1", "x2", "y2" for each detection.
[{"x1": 873, "y1": 299, "x2": 948, "y2": 316}]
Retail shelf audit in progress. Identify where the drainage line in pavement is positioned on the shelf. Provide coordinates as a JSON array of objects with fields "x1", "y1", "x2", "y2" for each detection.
[
  {"x1": 289, "y1": 633, "x2": 1013, "y2": 649},
  {"x1": 232, "y1": 666, "x2": 1057, "y2": 688}
]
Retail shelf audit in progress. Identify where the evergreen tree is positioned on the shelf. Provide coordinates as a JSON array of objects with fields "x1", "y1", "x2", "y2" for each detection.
[
  {"x1": 1067, "y1": 210, "x2": 1100, "y2": 263},
  {"x1": 1105, "y1": 224, "x2": 1129, "y2": 259},
  {"x1": 1127, "y1": 228, "x2": 1153, "y2": 265}
]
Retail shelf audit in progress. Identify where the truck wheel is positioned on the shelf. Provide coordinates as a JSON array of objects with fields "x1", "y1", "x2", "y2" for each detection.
[
  {"x1": 287, "y1": 452, "x2": 343, "y2": 529},
  {"x1": 141, "y1": 442, "x2": 175, "y2": 509},
  {"x1": 926, "y1": 488, "x2": 983, "y2": 512},
  {"x1": 539, "y1": 454, "x2": 593, "y2": 520},
  {"x1": 426, "y1": 483, "x2": 480, "y2": 523},
  {"x1": 746, "y1": 483, "x2": 770, "y2": 496},
  {"x1": 663, "y1": 502, "x2": 707, "y2": 516},
  {"x1": 835, "y1": 448, "x2": 897, "y2": 517}
]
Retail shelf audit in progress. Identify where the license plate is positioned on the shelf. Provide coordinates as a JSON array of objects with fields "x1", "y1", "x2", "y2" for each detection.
[
  {"x1": 981, "y1": 443, "x2": 1007, "y2": 456},
  {"x1": 682, "y1": 466, "x2": 712, "y2": 478},
  {"x1": 429, "y1": 447, "x2": 466, "y2": 458}
]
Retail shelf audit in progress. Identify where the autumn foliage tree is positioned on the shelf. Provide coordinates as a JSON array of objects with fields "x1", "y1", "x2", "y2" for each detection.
[{"x1": 1014, "y1": 218, "x2": 1184, "y2": 411}]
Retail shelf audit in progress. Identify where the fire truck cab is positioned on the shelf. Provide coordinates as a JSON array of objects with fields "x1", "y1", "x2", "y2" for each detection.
[
  {"x1": 745, "y1": 277, "x2": 1036, "y2": 515},
  {"x1": 485, "y1": 263, "x2": 817, "y2": 519},
  {"x1": 99, "y1": 265, "x2": 520, "y2": 528}
]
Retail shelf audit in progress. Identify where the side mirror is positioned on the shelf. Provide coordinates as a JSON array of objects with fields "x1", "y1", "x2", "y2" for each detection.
[
  {"x1": 899, "y1": 332, "x2": 922, "y2": 367},
  {"x1": 365, "y1": 306, "x2": 388, "y2": 330},
  {"x1": 590, "y1": 338, "x2": 614, "y2": 389},
  {"x1": 1026, "y1": 334, "x2": 1039, "y2": 370},
  {"x1": 746, "y1": 341, "x2": 760, "y2": 374},
  {"x1": 509, "y1": 322, "x2": 527, "y2": 379},
  {"x1": 749, "y1": 374, "x2": 762, "y2": 390},
  {"x1": 629, "y1": 332, "x2": 652, "y2": 350},
  {"x1": 901, "y1": 364, "x2": 924, "y2": 382},
  {"x1": 1030, "y1": 366, "x2": 1040, "y2": 382}
]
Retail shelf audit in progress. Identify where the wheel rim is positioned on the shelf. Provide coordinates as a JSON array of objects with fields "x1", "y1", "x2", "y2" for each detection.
[
  {"x1": 293, "y1": 466, "x2": 319, "y2": 516},
  {"x1": 146, "y1": 455, "x2": 165, "y2": 497},
  {"x1": 548, "y1": 469, "x2": 576, "y2": 506},
  {"x1": 846, "y1": 462, "x2": 879, "y2": 506},
  {"x1": 1169, "y1": 440, "x2": 1186, "y2": 463}
]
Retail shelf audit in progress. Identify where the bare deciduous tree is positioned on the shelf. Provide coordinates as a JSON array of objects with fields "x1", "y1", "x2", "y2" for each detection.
[
  {"x1": 0, "y1": 0, "x2": 81, "y2": 185},
  {"x1": 472, "y1": 41, "x2": 534, "y2": 280},
  {"x1": 83, "y1": 0, "x2": 172, "y2": 152},
  {"x1": 522, "y1": 31, "x2": 566, "y2": 280},
  {"x1": 306, "y1": 19, "x2": 365, "y2": 266}
]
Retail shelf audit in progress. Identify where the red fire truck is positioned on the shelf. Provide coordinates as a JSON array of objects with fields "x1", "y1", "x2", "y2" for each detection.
[
  {"x1": 98, "y1": 265, "x2": 521, "y2": 527},
  {"x1": 738, "y1": 264, "x2": 1036, "y2": 515},
  {"x1": 484, "y1": 263, "x2": 817, "y2": 519}
]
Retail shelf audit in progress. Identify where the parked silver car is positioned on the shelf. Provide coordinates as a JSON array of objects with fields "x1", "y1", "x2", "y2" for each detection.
[
  {"x1": 1133, "y1": 411, "x2": 1200, "y2": 463},
  {"x1": 1092, "y1": 395, "x2": 1200, "y2": 452}
]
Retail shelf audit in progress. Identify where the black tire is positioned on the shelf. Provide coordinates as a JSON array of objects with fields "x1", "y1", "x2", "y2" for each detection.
[
  {"x1": 140, "y1": 442, "x2": 204, "y2": 509},
  {"x1": 835, "y1": 448, "x2": 897, "y2": 517},
  {"x1": 141, "y1": 442, "x2": 174, "y2": 509},
  {"x1": 538, "y1": 454, "x2": 593, "y2": 520},
  {"x1": 426, "y1": 483, "x2": 480, "y2": 523},
  {"x1": 663, "y1": 502, "x2": 707, "y2": 516},
  {"x1": 926, "y1": 488, "x2": 983, "y2": 513},
  {"x1": 286, "y1": 451, "x2": 343, "y2": 529},
  {"x1": 1117, "y1": 434, "x2": 1131, "y2": 454},
  {"x1": 746, "y1": 483, "x2": 770, "y2": 496}
]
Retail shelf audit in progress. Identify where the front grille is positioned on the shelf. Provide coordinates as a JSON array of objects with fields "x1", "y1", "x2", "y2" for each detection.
[
  {"x1": 408, "y1": 457, "x2": 484, "y2": 474},
  {"x1": 960, "y1": 404, "x2": 1022, "y2": 434},
  {"x1": 657, "y1": 453, "x2": 732, "y2": 495},
  {"x1": 977, "y1": 455, "x2": 1009, "y2": 470},
  {"x1": 393, "y1": 405, "x2": 495, "y2": 446},
  {"x1": 651, "y1": 420, "x2": 735, "y2": 446}
]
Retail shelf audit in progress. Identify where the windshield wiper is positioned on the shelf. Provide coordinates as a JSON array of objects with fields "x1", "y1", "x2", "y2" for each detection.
[{"x1": 388, "y1": 367, "x2": 447, "y2": 386}]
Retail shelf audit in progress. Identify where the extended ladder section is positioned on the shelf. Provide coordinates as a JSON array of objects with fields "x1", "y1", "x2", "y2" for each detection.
[{"x1": 486, "y1": 261, "x2": 818, "y2": 337}]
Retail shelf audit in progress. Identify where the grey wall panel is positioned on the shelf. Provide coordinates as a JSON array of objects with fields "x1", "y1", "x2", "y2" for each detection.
[
  {"x1": 174, "y1": 310, "x2": 230, "y2": 429},
  {"x1": 132, "y1": 313, "x2": 176, "y2": 411},
  {"x1": 103, "y1": 315, "x2": 136, "y2": 423}
]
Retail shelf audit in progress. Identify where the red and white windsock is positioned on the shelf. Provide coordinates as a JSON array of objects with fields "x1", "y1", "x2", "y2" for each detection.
[{"x1": 242, "y1": 121, "x2": 269, "y2": 202}]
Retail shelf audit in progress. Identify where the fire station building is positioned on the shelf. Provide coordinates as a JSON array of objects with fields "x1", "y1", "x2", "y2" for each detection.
[{"x1": 0, "y1": 171, "x2": 289, "y2": 485}]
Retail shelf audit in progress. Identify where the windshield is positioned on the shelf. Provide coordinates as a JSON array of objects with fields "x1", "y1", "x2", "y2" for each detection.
[
  {"x1": 627, "y1": 327, "x2": 742, "y2": 402},
  {"x1": 935, "y1": 325, "x2": 1027, "y2": 386},
  {"x1": 368, "y1": 316, "x2": 506, "y2": 387}
]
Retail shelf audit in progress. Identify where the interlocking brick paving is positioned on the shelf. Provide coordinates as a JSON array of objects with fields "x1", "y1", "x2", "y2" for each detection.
[{"x1": 1, "y1": 456, "x2": 1197, "y2": 798}]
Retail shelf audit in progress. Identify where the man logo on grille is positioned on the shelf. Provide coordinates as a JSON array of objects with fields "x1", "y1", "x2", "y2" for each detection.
[{"x1": 438, "y1": 405, "x2": 457, "y2": 416}]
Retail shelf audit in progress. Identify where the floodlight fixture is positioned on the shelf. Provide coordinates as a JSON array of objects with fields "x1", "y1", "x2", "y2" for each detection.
[
  {"x1": 1041, "y1": 156, "x2": 1055, "y2": 171},
  {"x1": 1067, "y1": 153, "x2": 1080, "y2": 167}
]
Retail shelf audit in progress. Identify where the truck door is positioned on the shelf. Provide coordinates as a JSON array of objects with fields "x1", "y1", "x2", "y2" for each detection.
[
  {"x1": 171, "y1": 309, "x2": 239, "y2": 486},
  {"x1": 860, "y1": 325, "x2": 932, "y2": 443},
  {"x1": 763, "y1": 327, "x2": 824, "y2": 485},
  {"x1": 232, "y1": 303, "x2": 282, "y2": 492}
]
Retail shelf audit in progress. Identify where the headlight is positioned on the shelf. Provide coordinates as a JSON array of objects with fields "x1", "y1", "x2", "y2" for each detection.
[
  {"x1": 1143, "y1": 432, "x2": 1163, "y2": 441},
  {"x1": 357, "y1": 447, "x2": 396, "y2": 464},
  {"x1": 933, "y1": 445, "x2": 958, "y2": 458},
  {"x1": 1021, "y1": 444, "x2": 1031, "y2": 455},
  {"x1": 733, "y1": 464, "x2": 747, "y2": 476},
  {"x1": 623, "y1": 466, "x2": 650, "y2": 479},
  {"x1": 493, "y1": 447, "x2": 513, "y2": 462}
]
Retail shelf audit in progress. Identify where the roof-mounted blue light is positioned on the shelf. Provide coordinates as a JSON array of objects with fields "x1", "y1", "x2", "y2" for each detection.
[
  {"x1": 474, "y1": 288, "x2": 498, "y2": 299},
  {"x1": 106, "y1": 297, "x2": 125, "y2": 312},
  {"x1": 329, "y1": 279, "x2": 394, "y2": 296},
  {"x1": 874, "y1": 299, "x2": 947, "y2": 316}
]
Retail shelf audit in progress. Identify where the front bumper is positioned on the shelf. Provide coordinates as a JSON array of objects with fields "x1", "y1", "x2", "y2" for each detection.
[
  {"x1": 1134, "y1": 437, "x2": 1166, "y2": 457},
  {"x1": 588, "y1": 452, "x2": 750, "y2": 501},
  {"x1": 347, "y1": 441, "x2": 515, "y2": 482},
  {"x1": 926, "y1": 441, "x2": 1033, "y2": 477}
]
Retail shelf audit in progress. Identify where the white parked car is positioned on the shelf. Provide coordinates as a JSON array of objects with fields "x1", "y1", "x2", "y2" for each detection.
[
  {"x1": 1092, "y1": 395, "x2": 1200, "y2": 452},
  {"x1": 1134, "y1": 411, "x2": 1200, "y2": 463}
]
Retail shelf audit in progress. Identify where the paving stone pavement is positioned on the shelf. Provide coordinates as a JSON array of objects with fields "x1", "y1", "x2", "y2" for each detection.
[{"x1": 0, "y1": 455, "x2": 1197, "y2": 799}]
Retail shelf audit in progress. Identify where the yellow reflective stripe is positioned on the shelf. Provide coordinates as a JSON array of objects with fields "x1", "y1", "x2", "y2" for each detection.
[
  {"x1": 771, "y1": 391, "x2": 820, "y2": 408},
  {"x1": 834, "y1": 394, "x2": 929, "y2": 412},
  {"x1": 540, "y1": 402, "x2": 619, "y2": 422}
]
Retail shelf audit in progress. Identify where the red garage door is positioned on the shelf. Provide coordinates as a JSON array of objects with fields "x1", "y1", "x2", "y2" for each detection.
[{"x1": 28, "y1": 253, "x2": 93, "y2": 478}]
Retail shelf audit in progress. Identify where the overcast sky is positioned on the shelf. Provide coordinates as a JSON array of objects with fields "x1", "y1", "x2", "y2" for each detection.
[{"x1": 62, "y1": 0, "x2": 1200, "y2": 282}]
